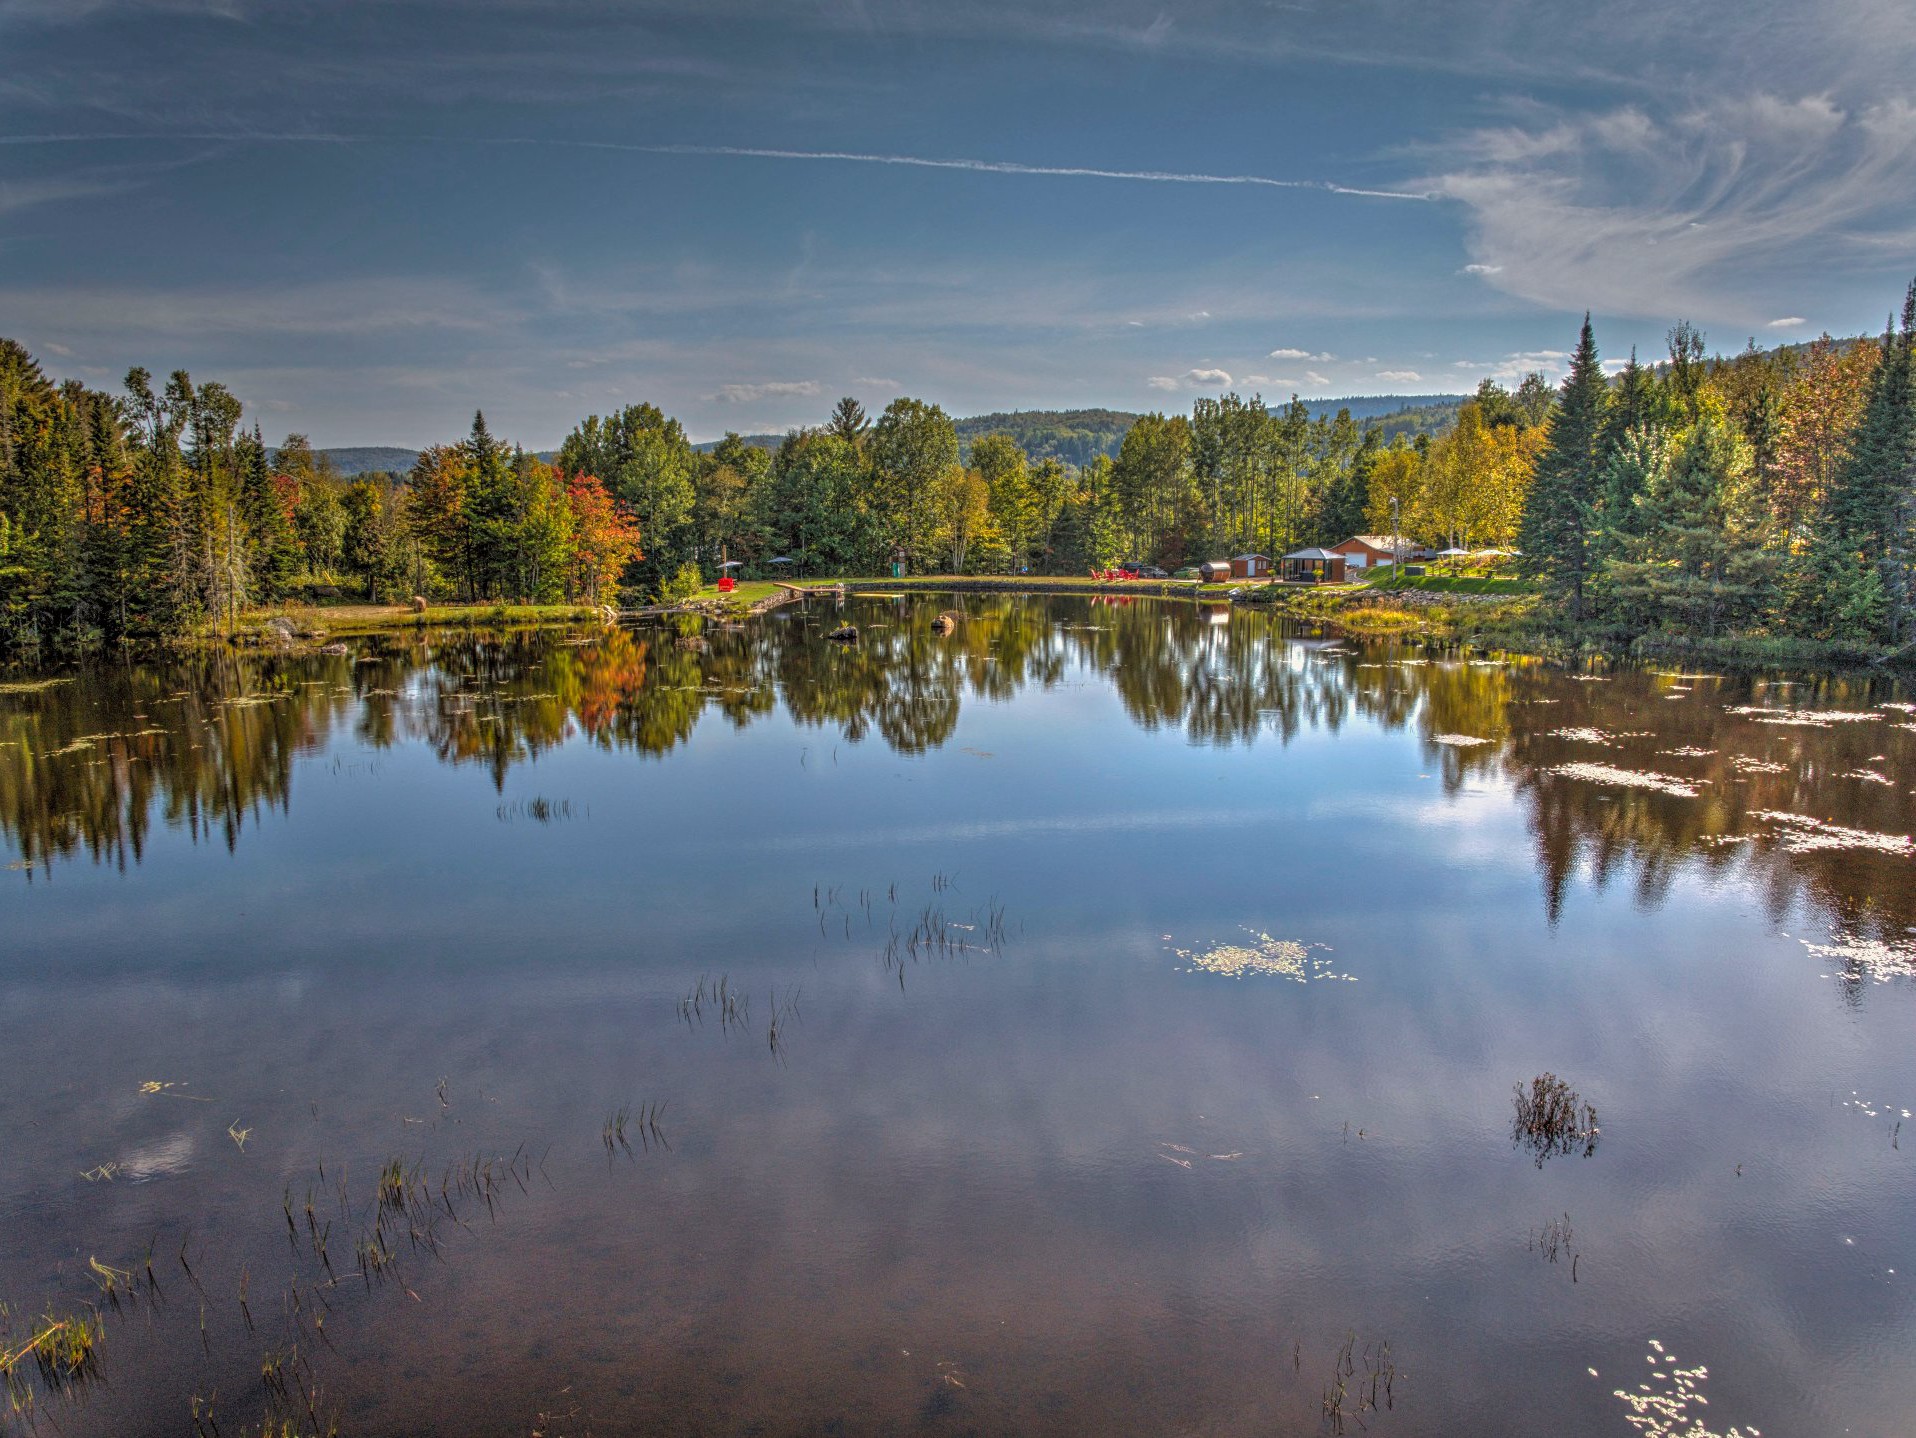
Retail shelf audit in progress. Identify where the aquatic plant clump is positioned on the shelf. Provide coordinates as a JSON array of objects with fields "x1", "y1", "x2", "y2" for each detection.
[
  {"x1": 1725, "y1": 706, "x2": 1882, "y2": 728},
  {"x1": 1430, "y1": 733, "x2": 1494, "y2": 747},
  {"x1": 1751, "y1": 812, "x2": 1913, "y2": 856},
  {"x1": 1800, "y1": 934, "x2": 1916, "y2": 983},
  {"x1": 1544, "y1": 761, "x2": 1700, "y2": 797},
  {"x1": 1612, "y1": 1339, "x2": 1760, "y2": 1438},
  {"x1": 1513, "y1": 1072, "x2": 1599, "y2": 1165},
  {"x1": 1549, "y1": 726, "x2": 1615, "y2": 744},
  {"x1": 1171, "y1": 930, "x2": 1350, "y2": 982}
]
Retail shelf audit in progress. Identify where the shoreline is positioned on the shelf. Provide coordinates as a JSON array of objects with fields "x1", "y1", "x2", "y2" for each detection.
[{"x1": 12, "y1": 578, "x2": 1898, "y2": 677}]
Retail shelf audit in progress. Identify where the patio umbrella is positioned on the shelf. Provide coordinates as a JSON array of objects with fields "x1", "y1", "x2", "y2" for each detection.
[
  {"x1": 768, "y1": 556, "x2": 795, "y2": 565},
  {"x1": 718, "y1": 560, "x2": 745, "y2": 569}
]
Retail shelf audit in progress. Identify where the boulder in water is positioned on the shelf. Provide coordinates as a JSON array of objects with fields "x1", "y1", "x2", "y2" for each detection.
[{"x1": 827, "y1": 625, "x2": 859, "y2": 643}]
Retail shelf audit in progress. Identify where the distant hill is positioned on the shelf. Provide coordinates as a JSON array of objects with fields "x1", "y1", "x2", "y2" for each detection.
[
  {"x1": 954, "y1": 409, "x2": 1138, "y2": 467},
  {"x1": 324, "y1": 394, "x2": 1469, "y2": 475},
  {"x1": 1351, "y1": 398, "x2": 1468, "y2": 442},
  {"x1": 1294, "y1": 393, "x2": 1467, "y2": 424},
  {"x1": 304, "y1": 446, "x2": 419, "y2": 476},
  {"x1": 690, "y1": 434, "x2": 784, "y2": 454}
]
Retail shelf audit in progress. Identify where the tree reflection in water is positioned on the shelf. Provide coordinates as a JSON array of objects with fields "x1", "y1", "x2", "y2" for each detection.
[{"x1": 2, "y1": 597, "x2": 1911, "y2": 964}]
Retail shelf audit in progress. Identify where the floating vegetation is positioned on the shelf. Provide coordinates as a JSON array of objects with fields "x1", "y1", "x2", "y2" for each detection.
[
  {"x1": 0, "y1": 1308, "x2": 104, "y2": 1410},
  {"x1": 1318, "y1": 1331, "x2": 1396, "y2": 1436},
  {"x1": 1660, "y1": 746, "x2": 1718, "y2": 758},
  {"x1": 1513, "y1": 1073, "x2": 1599, "y2": 1166},
  {"x1": 1839, "y1": 1090, "x2": 1912, "y2": 1121},
  {"x1": 1751, "y1": 811, "x2": 1913, "y2": 856},
  {"x1": 495, "y1": 797, "x2": 582, "y2": 823},
  {"x1": 1612, "y1": 1341, "x2": 1759, "y2": 1438},
  {"x1": 1799, "y1": 933, "x2": 1916, "y2": 983},
  {"x1": 1430, "y1": 733, "x2": 1493, "y2": 747},
  {"x1": 1725, "y1": 705, "x2": 1880, "y2": 727},
  {"x1": 1170, "y1": 929, "x2": 1350, "y2": 982},
  {"x1": 1729, "y1": 756, "x2": 1787, "y2": 775},
  {"x1": 1543, "y1": 762, "x2": 1699, "y2": 797},
  {"x1": 1549, "y1": 726, "x2": 1617, "y2": 744},
  {"x1": 0, "y1": 677, "x2": 73, "y2": 695},
  {"x1": 1841, "y1": 768, "x2": 1894, "y2": 786}
]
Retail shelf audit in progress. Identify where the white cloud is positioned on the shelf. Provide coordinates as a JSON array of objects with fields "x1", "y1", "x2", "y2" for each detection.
[
  {"x1": 851, "y1": 375, "x2": 900, "y2": 388},
  {"x1": 713, "y1": 379, "x2": 821, "y2": 403},
  {"x1": 1304, "y1": 371, "x2": 1330, "y2": 387},
  {"x1": 1766, "y1": 316, "x2": 1807, "y2": 328},
  {"x1": 1188, "y1": 309, "x2": 1212, "y2": 320},
  {"x1": 1147, "y1": 367, "x2": 1232, "y2": 391},
  {"x1": 1269, "y1": 347, "x2": 1333, "y2": 361},
  {"x1": 1375, "y1": 369, "x2": 1423, "y2": 383},
  {"x1": 1425, "y1": 94, "x2": 1916, "y2": 321}
]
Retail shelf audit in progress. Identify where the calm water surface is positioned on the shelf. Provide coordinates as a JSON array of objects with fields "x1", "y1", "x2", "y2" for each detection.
[{"x1": 2, "y1": 594, "x2": 1912, "y2": 1437}]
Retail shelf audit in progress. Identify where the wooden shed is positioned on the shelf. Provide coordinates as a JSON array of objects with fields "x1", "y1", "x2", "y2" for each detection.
[
  {"x1": 1281, "y1": 547, "x2": 1348, "y2": 583},
  {"x1": 1198, "y1": 560, "x2": 1233, "y2": 583},
  {"x1": 1229, "y1": 554, "x2": 1272, "y2": 579}
]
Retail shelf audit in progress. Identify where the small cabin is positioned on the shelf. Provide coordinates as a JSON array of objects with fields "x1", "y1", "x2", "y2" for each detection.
[
  {"x1": 1331, "y1": 535, "x2": 1406, "y2": 571},
  {"x1": 1198, "y1": 560, "x2": 1233, "y2": 583},
  {"x1": 1330, "y1": 535, "x2": 1441, "y2": 570},
  {"x1": 1230, "y1": 554, "x2": 1272, "y2": 579},
  {"x1": 1281, "y1": 547, "x2": 1348, "y2": 583}
]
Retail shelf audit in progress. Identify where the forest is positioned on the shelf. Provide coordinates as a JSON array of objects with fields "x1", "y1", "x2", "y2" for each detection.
[{"x1": 0, "y1": 275, "x2": 1911, "y2": 653}]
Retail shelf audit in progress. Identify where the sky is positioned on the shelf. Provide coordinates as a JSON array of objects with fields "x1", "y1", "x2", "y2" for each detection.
[{"x1": 3, "y1": 0, "x2": 1914, "y2": 447}]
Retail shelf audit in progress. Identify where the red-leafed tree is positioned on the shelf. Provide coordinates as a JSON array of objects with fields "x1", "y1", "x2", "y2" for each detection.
[{"x1": 563, "y1": 470, "x2": 643, "y2": 603}]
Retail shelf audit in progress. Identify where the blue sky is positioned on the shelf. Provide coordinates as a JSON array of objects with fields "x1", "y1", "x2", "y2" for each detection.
[{"x1": 3, "y1": 0, "x2": 1913, "y2": 446}]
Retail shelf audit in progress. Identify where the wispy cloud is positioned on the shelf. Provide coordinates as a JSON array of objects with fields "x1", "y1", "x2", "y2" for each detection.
[
  {"x1": 1426, "y1": 93, "x2": 1916, "y2": 321},
  {"x1": 1376, "y1": 369, "x2": 1422, "y2": 383},
  {"x1": 1269, "y1": 347, "x2": 1333, "y2": 361},
  {"x1": 713, "y1": 379, "x2": 821, "y2": 403},
  {"x1": 1766, "y1": 316, "x2": 1807, "y2": 328}
]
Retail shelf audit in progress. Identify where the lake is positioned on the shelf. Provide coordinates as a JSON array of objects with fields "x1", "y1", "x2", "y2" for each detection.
[{"x1": 1, "y1": 592, "x2": 1912, "y2": 1437}]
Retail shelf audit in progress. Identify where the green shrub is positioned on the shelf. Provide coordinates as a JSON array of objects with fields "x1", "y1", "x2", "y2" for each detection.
[{"x1": 660, "y1": 563, "x2": 703, "y2": 605}]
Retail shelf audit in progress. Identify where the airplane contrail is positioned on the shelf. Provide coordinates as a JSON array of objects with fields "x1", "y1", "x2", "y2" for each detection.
[{"x1": 1, "y1": 132, "x2": 1433, "y2": 200}]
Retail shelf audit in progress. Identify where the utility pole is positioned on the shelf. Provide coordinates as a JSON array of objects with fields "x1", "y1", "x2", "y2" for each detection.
[{"x1": 1390, "y1": 495, "x2": 1401, "y2": 588}]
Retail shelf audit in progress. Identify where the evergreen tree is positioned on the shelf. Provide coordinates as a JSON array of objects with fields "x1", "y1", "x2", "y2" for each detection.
[
  {"x1": 1519, "y1": 315, "x2": 1609, "y2": 619},
  {"x1": 239, "y1": 424, "x2": 300, "y2": 600},
  {"x1": 1602, "y1": 404, "x2": 1778, "y2": 636},
  {"x1": 1811, "y1": 281, "x2": 1916, "y2": 642},
  {"x1": 826, "y1": 396, "x2": 871, "y2": 447}
]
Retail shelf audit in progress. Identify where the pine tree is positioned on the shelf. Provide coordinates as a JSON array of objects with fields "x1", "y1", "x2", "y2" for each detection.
[
  {"x1": 1518, "y1": 315, "x2": 1608, "y2": 619},
  {"x1": 826, "y1": 396, "x2": 871, "y2": 447},
  {"x1": 463, "y1": 411, "x2": 520, "y2": 598},
  {"x1": 1811, "y1": 280, "x2": 1916, "y2": 642},
  {"x1": 1602, "y1": 405, "x2": 1779, "y2": 637}
]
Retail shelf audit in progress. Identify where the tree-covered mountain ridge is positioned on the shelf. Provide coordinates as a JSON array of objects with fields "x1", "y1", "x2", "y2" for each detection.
[{"x1": 307, "y1": 395, "x2": 1470, "y2": 474}]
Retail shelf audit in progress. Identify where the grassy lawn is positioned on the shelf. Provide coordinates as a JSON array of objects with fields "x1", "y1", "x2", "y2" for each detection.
[
  {"x1": 1366, "y1": 572, "x2": 1533, "y2": 595},
  {"x1": 253, "y1": 601, "x2": 601, "y2": 635},
  {"x1": 692, "y1": 580, "x2": 788, "y2": 604}
]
